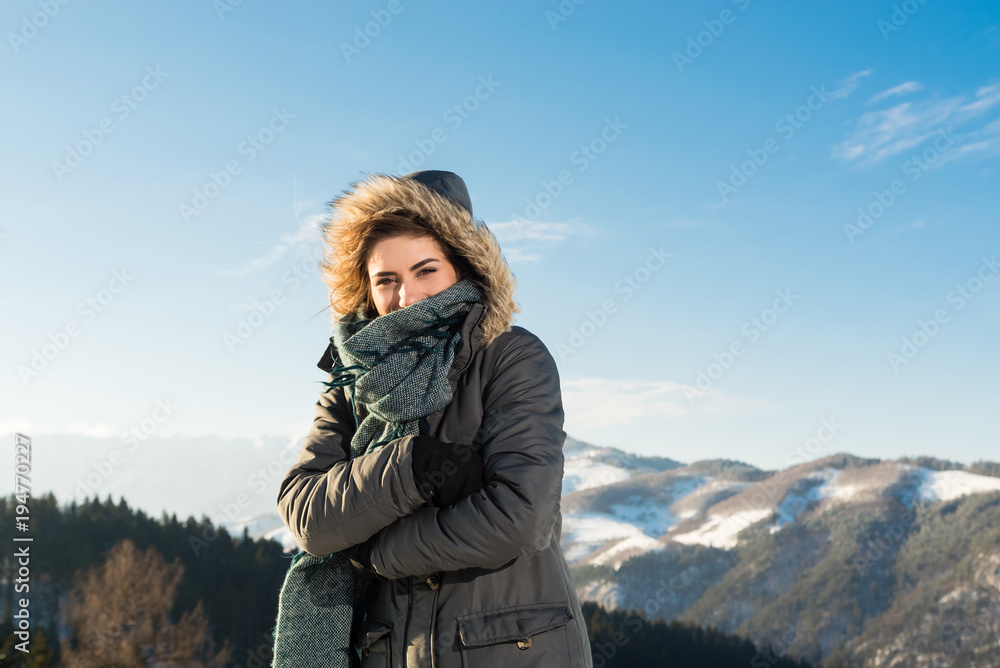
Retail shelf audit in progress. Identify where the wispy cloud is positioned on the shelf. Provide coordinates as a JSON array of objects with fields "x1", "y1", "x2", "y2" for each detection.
[
  {"x1": 959, "y1": 83, "x2": 1000, "y2": 114},
  {"x1": 219, "y1": 215, "x2": 326, "y2": 278},
  {"x1": 936, "y1": 114, "x2": 1000, "y2": 166},
  {"x1": 502, "y1": 247, "x2": 541, "y2": 263},
  {"x1": 830, "y1": 68, "x2": 873, "y2": 100},
  {"x1": 490, "y1": 219, "x2": 578, "y2": 242},
  {"x1": 489, "y1": 218, "x2": 599, "y2": 243},
  {"x1": 882, "y1": 218, "x2": 927, "y2": 240},
  {"x1": 868, "y1": 81, "x2": 923, "y2": 104},
  {"x1": 561, "y1": 378, "x2": 767, "y2": 431},
  {"x1": 833, "y1": 79, "x2": 1000, "y2": 166},
  {"x1": 489, "y1": 217, "x2": 599, "y2": 263},
  {"x1": 219, "y1": 179, "x2": 327, "y2": 278}
]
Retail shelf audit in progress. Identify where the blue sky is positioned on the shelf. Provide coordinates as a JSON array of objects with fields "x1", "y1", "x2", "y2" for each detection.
[{"x1": 2, "y1": 0, "x2": 999, "y2": 474}]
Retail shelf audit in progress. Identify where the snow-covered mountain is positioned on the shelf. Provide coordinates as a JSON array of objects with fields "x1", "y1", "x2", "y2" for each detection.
[
  {"x1": 229, "y1": 436, "x2": 1000, "y2": 579},
  {"x1": 560, "y1": 436, "x2": 682, "y2": 494},
  {"x1": 9, "y1": 430, "x2": 1000, "y2": 665},
  {"x1": 561, "y1": 453, "x2": 1000, "y2": 569},
  {"x1": 554, "y1": 448, "x2": 1000, "y2": 668},
  {"x1": 230, "y1": 434, "x2": 684, "y2": 553},
  {"x1": 247, "y1": 439, "x2": 1000, "y2": 666}
]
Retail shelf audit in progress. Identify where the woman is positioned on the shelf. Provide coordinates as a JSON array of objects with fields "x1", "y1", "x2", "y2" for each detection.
[{"x1": 275, "y1": 170, "x2": 593, "y2": 667}]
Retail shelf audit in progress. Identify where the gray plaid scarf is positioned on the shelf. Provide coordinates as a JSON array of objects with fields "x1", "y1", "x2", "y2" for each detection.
[{"x1": 271, "y1": 278, "x2": 486, "y2": 668}]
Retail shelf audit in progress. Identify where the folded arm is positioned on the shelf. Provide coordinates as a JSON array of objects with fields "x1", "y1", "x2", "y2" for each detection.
[
  {"x1": 369, "y1": 333, "x2": 566, "y2": 578},
  {"x1": 276, "y1": 379, "x2": 428, "y2": 557}
]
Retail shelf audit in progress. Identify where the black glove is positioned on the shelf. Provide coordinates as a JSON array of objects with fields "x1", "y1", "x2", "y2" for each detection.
[
  {"x1": 410, "y1": 435, "x2": 485, "y2": 506},
  {"x1": 348, "y1": 534, "x2": 385, "y2": 583}
]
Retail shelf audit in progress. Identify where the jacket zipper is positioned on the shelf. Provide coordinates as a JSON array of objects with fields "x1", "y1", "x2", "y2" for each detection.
[{"x1": 428, "y1": 573, "x2": 442, "y2": 668}]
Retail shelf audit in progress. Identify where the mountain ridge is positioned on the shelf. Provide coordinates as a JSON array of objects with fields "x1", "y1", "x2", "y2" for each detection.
[{"x1": 7, "y1": 432, "x2": 999, "y2": 665}]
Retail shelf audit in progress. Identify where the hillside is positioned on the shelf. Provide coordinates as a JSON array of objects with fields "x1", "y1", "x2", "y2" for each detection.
[
  {"x1": 236, "y1": 438, "x2": 1000, "y2": 666},
  {"x1": 0, "y1": 493, "x2": 806, "y2": 667},
  {"x1": 6, "y1": 433, "x2": 999, "y2": 666},
  {"x1": 557, "y1": 444, "x2": 1000, "y2": 667}
]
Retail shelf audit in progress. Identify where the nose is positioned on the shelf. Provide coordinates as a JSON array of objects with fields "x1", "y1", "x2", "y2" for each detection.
[{"x1": 398, "y1": 281, "x2": 419, "y2": 309}]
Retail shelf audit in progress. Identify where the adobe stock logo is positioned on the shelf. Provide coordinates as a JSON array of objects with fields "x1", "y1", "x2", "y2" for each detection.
[
  {"x1": 683, "y1": 288, "x2": 800, "y2": 403},
  {"x1": 18, "y1": 268, "x2": 135, "y2": 385},
  {"x1": 556, "y1": 245, "x2": 670, "y2": 361},
  {"x1": 340, "y1": 0, "x2": 410, "y2": 62},
  {"x1": 8, "y1": 0, "x2": 72, "y2": 53},
  {"x1": 672, "y1": 0, "x2": 753, "y2": 73},
  {"x1": 51, "y1": 66, "x2": 168, "y2": 182},
  {"x1": 395, "y1": 75, "x2": 501, "y2": 174},
  {"x1": 886, "y1": 255, "x2": 997, "y2": 371},
  {"x1": 179, "y1": 107, "x2": 295, "y2": 223},
  {"x1": 842, "y1": 126, "x2": 958, "y2": 244},
  {"x1": 511, "y1": 117, "x2": 627, "y2": 239},
  {"x1": 877, "y1": 0, "x2": 931, "y2": 40},
  {"x1": 715, "y1": 83, "x2": 832, "y2": 204}
]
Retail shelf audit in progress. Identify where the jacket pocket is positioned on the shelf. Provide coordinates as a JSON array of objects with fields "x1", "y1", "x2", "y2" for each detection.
[
  {"x1": 357, "y1": 618, "x2": 392, "y2": 668},
  {"x1": 456, "y1": 603, "x2": 574, "y2": 667}
]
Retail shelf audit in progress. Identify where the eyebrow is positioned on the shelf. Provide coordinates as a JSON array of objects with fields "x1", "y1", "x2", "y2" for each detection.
[{"x1": 371, "y1": 257, "x2": 439, "y2": 279}]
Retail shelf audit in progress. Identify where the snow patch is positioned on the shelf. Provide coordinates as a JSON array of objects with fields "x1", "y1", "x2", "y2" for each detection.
[
  {"x1": 562, "y1": 477, "x2": 715, "y2": 565},
  {"x1": 916, "y1": 469, "x2": 1000, "y2": 502},
  {"x1": 222, "y1": 514, "x2": 301, "y2": 553},
  {"x1": 770, "y1": 467, "x2": 839, "y2": 531},
  {"x1": 608, "y1": 499, "x2": 677, "y2": 537},
  {"x1": 590, "y1": 534, "x2": 664, "y2": 567},
  {"x1": 670, "y1": 478, "x2": 749, "y2": 520},
  {"x1": 562, "y1": 458, "x2": 631, "y2": 495},
  {"x1": 670, "y1": 508, "x2": 774, "y2": 549},
  {"x1": 562, "y1": 512, "x2": 652, "y2": 562},
  {"x1": 807, "y1": 467, "x2": 854, "y2": 502}
]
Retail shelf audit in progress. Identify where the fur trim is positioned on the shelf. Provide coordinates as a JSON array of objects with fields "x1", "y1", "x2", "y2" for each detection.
[{"x1": 322, "y1": 172, "x2": 520, "y2": 349}]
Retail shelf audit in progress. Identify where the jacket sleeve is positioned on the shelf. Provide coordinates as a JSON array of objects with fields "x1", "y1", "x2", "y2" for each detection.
[
  {"x1": 369, "y1": 333, "x2": 566, "y2": 578},
  {"x1": 276, "y1": 377, "x2": 429, "y2": 557}
]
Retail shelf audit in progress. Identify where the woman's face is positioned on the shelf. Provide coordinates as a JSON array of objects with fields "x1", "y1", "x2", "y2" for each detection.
[{"x1": 367, "y1": 234, "x2": 460, "y2": 316}]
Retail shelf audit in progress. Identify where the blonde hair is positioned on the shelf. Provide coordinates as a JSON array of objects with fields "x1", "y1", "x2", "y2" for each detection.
[
  {"x1": 316, "y1": 172, "x2": 520, "y2": 348},
  {"x1": 321, "y1": 209, "x2": 481, "y2": 321}
]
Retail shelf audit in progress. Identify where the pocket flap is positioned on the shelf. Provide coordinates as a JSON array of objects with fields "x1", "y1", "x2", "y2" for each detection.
[
  {"x1": 458, "y1": 604, "x2": 573, "y2": 648},
  {"x1": 356, "y1": 618, "x2": 392, "y2": 651}
]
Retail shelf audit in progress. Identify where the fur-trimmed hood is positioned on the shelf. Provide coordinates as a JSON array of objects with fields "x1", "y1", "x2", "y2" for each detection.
[{"x1": 320, "y1": 171, "x2": 520, "y2": 349}]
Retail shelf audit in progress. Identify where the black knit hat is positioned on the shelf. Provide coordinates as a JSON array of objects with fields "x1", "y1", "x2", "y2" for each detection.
[{"x1": 400, "y1": 170, "x2": 474, "y2": 218}]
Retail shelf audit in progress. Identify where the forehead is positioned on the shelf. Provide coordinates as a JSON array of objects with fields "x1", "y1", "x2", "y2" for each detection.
[{"x1": 367, "y1": 235, "x2": 442, "y2": 264}]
